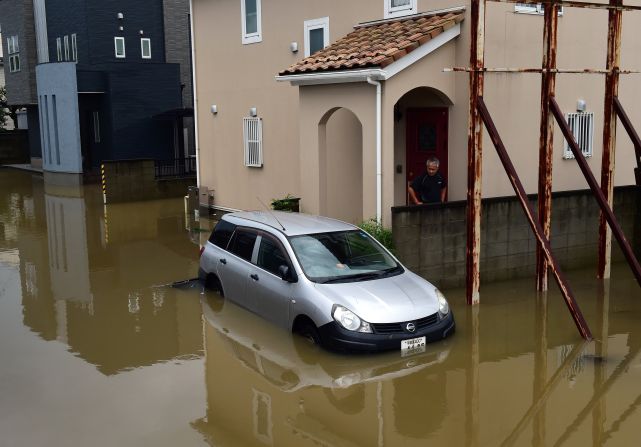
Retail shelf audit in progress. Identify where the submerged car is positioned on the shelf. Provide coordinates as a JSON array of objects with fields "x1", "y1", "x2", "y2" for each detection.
[{"x1": 199, "y1": 211, "x2": 455, "y2": 353}]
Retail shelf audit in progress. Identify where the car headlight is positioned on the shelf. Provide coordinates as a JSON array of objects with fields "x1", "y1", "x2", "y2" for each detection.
[
  {"x1": 435, "y1": 288, "x2": 449, "y2": 317},
  {"x1": 332, "y1": 305, "x2": 373, "y2": 333}
]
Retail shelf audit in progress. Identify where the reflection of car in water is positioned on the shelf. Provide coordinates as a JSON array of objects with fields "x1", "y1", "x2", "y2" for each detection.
[
  {"x1": 199, "y1": 211, "x2": 455, "y2": 352},
  {"x1": 201, "y1": 294, "x2": 450, "y2": 392}
]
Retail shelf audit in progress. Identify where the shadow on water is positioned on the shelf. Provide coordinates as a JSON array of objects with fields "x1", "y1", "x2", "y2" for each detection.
[{"x1": 2, "y1": 168, "x2": 641, "y2": 446}]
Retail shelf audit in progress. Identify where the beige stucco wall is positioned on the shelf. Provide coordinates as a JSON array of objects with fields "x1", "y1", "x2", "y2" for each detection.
[{"x1": 193, "y1": 0, "x2": 641, "y2": 223}]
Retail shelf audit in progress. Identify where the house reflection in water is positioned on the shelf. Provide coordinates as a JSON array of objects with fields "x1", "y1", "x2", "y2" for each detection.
[{"x1": 18, "y1": 174, "x2": 203, "y2": 375}]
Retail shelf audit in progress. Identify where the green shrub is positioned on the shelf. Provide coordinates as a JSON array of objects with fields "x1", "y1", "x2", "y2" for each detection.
[
  {"x1": 359, "y1": 218, "x2": 394, "y2": 252},
  {"x1": 270, "y1": 194, "x2": 300, "y2": 212}
]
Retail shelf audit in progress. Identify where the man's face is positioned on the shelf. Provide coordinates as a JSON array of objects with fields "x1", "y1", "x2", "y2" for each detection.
[{"x1": 426, "y1": 162, "x2": 439, "y2": 176}]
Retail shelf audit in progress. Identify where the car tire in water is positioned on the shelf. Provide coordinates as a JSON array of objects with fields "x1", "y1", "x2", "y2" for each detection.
[{"x1": 205, "y1": 274, "x2": 225, "y2": 297}]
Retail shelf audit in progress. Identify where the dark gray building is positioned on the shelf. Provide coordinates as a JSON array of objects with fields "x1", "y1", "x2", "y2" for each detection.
[{"x1": 0, "y1": 0, "x2": 194, "y2": 174}]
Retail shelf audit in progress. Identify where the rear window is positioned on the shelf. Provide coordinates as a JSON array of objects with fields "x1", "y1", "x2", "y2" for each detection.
[
  {"x1": 208, "y1": 219, "x2": 237, "y2": 249},
  {"x1": 228, "y1": 230, "x2": 258, "y2": 262}
]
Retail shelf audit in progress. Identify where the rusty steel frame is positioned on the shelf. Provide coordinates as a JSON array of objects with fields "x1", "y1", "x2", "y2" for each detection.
[
  {"x1": 598, "y1": 0, "x2": 623, "y2": 280},
  {"x1": 466, "y1": 0, "x2": 485, "y2": 305},
  {"x1": 536, "y1": 3, "x2": 558, "y2": 291},
  {"x1": 614, "y1": 97, "x2": 641, "y2": 186},
  {"x1": 489, "y1": 0, "x2": 641, "y2": 11},
  {"x1": 478, "y1": 97, "x2": 592, "y2": 340},
  {"x1": 550, "y1": 97, "x2": 641, "y2": 287}
]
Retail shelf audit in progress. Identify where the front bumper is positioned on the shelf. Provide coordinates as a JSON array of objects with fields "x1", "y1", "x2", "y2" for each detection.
[{"x1": 318, "y1": 311, "x2": 455, "y2": 353}]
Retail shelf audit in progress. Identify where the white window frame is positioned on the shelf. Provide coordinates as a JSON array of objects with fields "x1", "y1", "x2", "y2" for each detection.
[
  {"x1": 241, "y1": 0, "x2": 262, "y2": 45},
  {"x1": 563, "y1": 112, "x2": 594, "y2": 159},
  {"x1": 243, "y1": 117, "x2": 263, "y2": 167},
  {"x1": 71, "y1": 33, "x2": 77, "y2": 62},
  {"x1": 304, "y1": 17, "x2": 329, "y2": 57},
  {"x1": 114, "y1": 36, "x2": 126, "y2": 58},
  {"x1": 515, "y1": 3, "x2": 564, "y2": 15},
  {"x1": 63, "y1": 35, "x2": 69, "y2": 61},
  {"x1": 56, "y1": 37, "x2": 62, "y2": 61},
  {"x1": 384, "y1": 0, "x2": 417, "y2": 19},
  {"x1": 140, "y1": 38, "x2": 151, "y2": 59}
]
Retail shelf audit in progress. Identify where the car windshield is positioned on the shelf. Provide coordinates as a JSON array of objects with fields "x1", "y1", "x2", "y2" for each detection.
[{"x1": 289, "y1": 230, "x2": 400, "y2": 283}]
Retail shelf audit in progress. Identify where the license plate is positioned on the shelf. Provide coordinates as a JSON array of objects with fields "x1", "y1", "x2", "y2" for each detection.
[{"x1": 401, "y1": 336, "x2": 426, "y2": 357}]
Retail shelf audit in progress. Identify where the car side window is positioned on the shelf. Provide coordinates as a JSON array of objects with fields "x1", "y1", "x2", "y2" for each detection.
[
  {"x1": 257, "y1": 235, "x2": 289, "y2": 276},
  {"x1": 209, "y1": 219, "x2": 237, "y2": 249},
  {"x1": 228, "y1": 229, "x2": 258, "y2": 262}
]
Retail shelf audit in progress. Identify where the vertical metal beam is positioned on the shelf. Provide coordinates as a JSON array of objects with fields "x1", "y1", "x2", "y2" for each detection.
[
  {"x1": 598, "y1": 0, "x2": 623, "y2": 279},
  {"x1": 478, "y1": 97, "x2": 592, "y2": 340},
  {"x1": 550, "y1": 97, "x2": 641, "y2": 287},
  {"x1": 536, "y1": 3, "x2": 559, "y2": 291},
  {"x1": 466, "y1": 0, "x2": 486, "y2": 305}
]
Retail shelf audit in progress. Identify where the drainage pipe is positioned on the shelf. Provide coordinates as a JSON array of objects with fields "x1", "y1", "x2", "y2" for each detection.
[
  {"x1": 367, "y1": 76, "x2": 382, "y2": 224},
  {"x1": 189, "y1": 0, "x2": 200, "y2": 187}
]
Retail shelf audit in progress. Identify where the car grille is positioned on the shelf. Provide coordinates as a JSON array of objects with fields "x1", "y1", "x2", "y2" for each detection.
[{"x1": 371, "y1": 313, "x2": 439, "y2": 334}]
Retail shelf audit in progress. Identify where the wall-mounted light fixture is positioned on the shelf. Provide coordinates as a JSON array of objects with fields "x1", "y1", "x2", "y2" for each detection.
[
  {"x1": 211, "y1": 105, "x2": 218, "y2": 115},
  {"x1": 117, "y1": 12, "x2": 124, "y2": 20},
  {"x1": 139, "y1": 30, "x2": 144, "y2": 35},
  {"x1": 289, "y1": 42, "x2": 298, "y2": 53},
  {"x1": 249, "y1": 107, "x2": 258, "y2": 117},
  {"x1": 576, "y1": 99, "x2": 587, "y2": 112},
  {"x1": 119, "y1": 26, "x2": 124, "y2": 31}
]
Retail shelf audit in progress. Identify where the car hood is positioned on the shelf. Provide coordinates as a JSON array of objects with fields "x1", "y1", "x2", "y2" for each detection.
[{"x1": 313, "y1": 272, "x2": 439, "y2": 323}]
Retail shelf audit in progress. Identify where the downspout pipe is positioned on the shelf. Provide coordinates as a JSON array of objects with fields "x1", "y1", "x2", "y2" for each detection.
[
  {"x1": 189, "y1": 0, "x2": 200, "y2": 187},
  {"x1": 367, "y1": 76, "x2": 382, "y2": 224}
]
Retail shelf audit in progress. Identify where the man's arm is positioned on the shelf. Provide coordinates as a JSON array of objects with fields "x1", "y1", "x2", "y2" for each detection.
[
  {"x1": 440, "y1": 186, "x2": 447, "y2": 203},
  {"x1": 409, "y1": 186, "x2": 422, "y2": 205}
]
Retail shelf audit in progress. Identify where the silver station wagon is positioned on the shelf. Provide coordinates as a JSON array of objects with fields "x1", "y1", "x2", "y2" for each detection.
[{"x1": 198, "y1": 211, "x2": 455, "y2": 353}]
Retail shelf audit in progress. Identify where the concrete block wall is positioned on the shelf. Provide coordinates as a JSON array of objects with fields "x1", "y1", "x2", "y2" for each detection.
[
  {"x1": 392, "y1": 187, "x2": 640, "y2": 289},
  {"x1": 101, "y1": 159, "x2": 195, "y2": 204}
]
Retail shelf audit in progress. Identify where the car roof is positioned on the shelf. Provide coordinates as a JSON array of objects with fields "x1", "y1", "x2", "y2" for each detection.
[{"x1": 223, "y1": 211, "x2": 357, "y2": 236}]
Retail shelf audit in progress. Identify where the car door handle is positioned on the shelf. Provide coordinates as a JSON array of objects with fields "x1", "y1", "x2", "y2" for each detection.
[
  {"x1": 219, "y1": 258, "x2": 227, "y2": 264},
  {"x1": 250, "y1": 274, "x2": 259, "y2": 281}
]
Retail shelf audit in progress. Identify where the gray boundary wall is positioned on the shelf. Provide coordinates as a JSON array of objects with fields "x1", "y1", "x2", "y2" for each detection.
[{"x1": 392, "y1": 187, "x2": 640, "y2": 289}]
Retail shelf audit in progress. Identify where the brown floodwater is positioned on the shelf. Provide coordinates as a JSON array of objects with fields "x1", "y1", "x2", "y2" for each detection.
[{"x1": 1, "y1": 168, "x2": 640, "y2": 446}]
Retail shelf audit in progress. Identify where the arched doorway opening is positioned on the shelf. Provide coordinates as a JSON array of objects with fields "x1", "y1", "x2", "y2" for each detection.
[
  {"x1": 393, "y1": 87, "x2": 453, "y2": 206},
  {"x1": 318, "y1": 107, "x2": 363, "y2": 224}
]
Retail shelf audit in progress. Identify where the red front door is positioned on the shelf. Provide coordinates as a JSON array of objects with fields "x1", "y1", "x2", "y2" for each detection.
[{"x1": 406, "y1": 108, "x2": 449, "y2": 204}]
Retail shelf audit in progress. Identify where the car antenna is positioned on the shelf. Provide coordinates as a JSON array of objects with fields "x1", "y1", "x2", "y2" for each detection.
[{"x1": 256, "y1": 197, "x2": 287, "y2": 231}]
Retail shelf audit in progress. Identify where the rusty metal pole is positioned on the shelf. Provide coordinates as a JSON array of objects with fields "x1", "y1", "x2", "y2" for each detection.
[
  {"x1": 598, "y1": 0, "x2": 623, "y2": 279},
  {"x1": 536, "y1": 2, "x2": 558, "y2": 292},
  {"x1": 478, "y1": 97, "x2": 592, "y2": 340},
  {"x1": 466, "y1": 0, "x2": 486, "y2": 305},
  {"x1": 614, "y1": 97, "x2": 641, "y2": 185},
  {"x1": 551, "y1": 97, "x2": 641, "y2": 287}
]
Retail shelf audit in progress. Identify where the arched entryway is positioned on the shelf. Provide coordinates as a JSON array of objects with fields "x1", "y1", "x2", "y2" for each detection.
[
  {"x1": 318, "y1": 107, "x2": 364, "y2": 224},
  {"x1": 392, "y1": 87, "x2": 453, "y2": 206}
]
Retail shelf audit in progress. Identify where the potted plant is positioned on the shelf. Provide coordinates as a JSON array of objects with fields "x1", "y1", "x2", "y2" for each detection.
[{"x1": 271, "y1": 194, "x2": 301, "y2": 212}]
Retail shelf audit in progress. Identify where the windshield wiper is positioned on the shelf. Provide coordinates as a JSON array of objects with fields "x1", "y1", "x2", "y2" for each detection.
[{"x1": 320, "y1": 272, "x2": 385, "y2": 284}]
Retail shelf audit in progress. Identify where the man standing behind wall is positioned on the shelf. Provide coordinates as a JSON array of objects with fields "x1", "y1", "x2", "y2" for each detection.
[{"x1": 409, "y1": 157, "x2": 447, "y2": 204}]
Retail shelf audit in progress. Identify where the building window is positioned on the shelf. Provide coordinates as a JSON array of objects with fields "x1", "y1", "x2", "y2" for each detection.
[
  {"x1": 71, "y1": 34, "x2": 77, "y2": 62},
  {"x1": 241, "y1": 0, "x2": 262, "y2": 44},
  {"x1": 563, "y1": 112, "x2": 594, "y2": 159},
  {"x1": 63, "y1": 35, "x2": 70, "y2": 61},
  {"x1": 515, "y1": 4, "x2": 564, "y2": 15},
  {"x1": 304, "y1": 17, "x2": 329, "y2": 57},
  {"x1": 141, "y1": 38, "x2": 151, "y2": 59},
  {"x1": 243, "y1": 117, "x2": 263, "y2": 167},
  {"x1": 384, "y1": 0, "x2": 417, "y2": 19},
  {"x1": 7, "y1": 35, "x2": 20, "y2": 72},
  {"x1": 56, "y1": 37, "x2": 62, "y2": 61},
  {"x1": 114, "y1": 37, "x2": 126, "y2": 58}
]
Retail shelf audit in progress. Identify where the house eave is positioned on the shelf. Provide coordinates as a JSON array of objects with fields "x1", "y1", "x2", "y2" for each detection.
[{"x1": 275, "y1": 22, "x2": 461, "y2": 86}]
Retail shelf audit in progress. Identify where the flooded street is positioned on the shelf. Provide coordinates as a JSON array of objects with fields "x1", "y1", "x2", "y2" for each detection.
[{"x1": 1, "y1": 168, "x2": 641, "y2": 446}]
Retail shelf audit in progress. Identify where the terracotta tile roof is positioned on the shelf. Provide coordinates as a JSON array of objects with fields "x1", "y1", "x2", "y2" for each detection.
[{"x1": 279, "y1": 10, "x2": 465, "y2": 76}]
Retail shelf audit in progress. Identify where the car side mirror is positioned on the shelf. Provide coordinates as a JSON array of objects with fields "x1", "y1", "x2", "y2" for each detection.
[{"x1": 278, "y1": 265, "x2": 296, "y2": 283}]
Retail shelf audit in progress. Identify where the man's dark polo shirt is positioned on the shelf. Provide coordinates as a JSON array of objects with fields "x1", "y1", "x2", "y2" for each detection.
[{"x1": 411, "y1": 172, "x2": 447, "y2": 204}]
